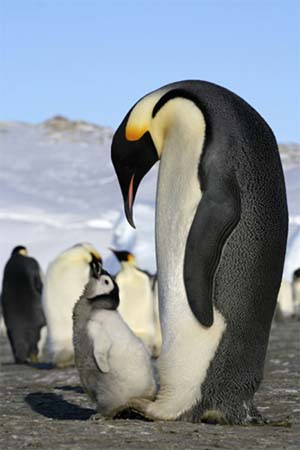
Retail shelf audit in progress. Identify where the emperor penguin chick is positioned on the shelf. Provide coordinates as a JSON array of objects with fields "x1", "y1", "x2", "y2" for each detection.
[
  {"x1": 111, "y1": 249, "x2": 162, "y2": 357},
  {"x1": 42, "y1": 242, "x2": 102, "y2": 367},
  {"x1": 73, "y1": 270, "x2": 157, "y2": 418}
]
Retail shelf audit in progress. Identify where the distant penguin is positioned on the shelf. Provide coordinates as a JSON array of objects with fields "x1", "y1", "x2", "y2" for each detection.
[
  {"x1": 292, "y1": 268, "x2": 300, "y2": 317},
  {"x1": 111, "y1": 80, "x2": 288, "y2": 424},
  {"x1": 42, "y1": 242, "x2": 102, "y2": 367},
  {"x1": 0, "y1": 297, "x2": 7, "y2": 336},
  {"x1": 73, "y1": 269, "x2": 157, "y2": 418},
  {"x1": 277, "y1": 279, "x2": 294, "y2": 318},
  {"x1": 111, "y1": 249, "x2": 162, "y2": 357},
  {"x1": 1, "y1": 246, "x2": 46, "y2": 363}
]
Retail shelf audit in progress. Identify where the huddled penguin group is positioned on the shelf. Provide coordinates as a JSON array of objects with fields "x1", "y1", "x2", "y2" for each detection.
[
  {"x1": 1, "y1": 79, "x2": 293, "y2": 425},
  {"x1": 1, "y1": 243, "x2": 160, "y2": 369}
]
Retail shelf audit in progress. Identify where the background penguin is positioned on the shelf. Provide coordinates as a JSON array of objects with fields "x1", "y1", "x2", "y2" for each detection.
[
  {"x1": 111, "y1": 249, "x2": 162, "y2": 357},
  {"x1": 111, "y1": 80, "x2": 288, "y2": 424},
  {"x1": 292, "y1": 268, "x2": 300, "y2": 317},
  {"x1": 73, "y1": 269, "x2": 157, "y2": 418},
  {"x1": 42, "y1": 242, "x2": 102, "y2": 367},
  {"x1": 1, "y1": 246, "x2": 46, "y2": 363},
  {"x1": 151, "y1": 274, "x2": 162, "y2": 357},
  {"x1": 0, "y1": 296, "x2": 7, "y2": 336},
  {"x1": 277, "y1": 279, "x2": 294, "y2": 318}
]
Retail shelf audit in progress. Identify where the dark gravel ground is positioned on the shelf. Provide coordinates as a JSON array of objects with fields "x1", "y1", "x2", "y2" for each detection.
[{"x1": 0, "y1": 320, "x2": 299, "y2": 450}]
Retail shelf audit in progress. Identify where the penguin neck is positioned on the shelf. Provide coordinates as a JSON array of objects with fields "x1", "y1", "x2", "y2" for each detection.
[
  {"x1": 155, "y1": 110, "x2": 205, "y2": 334},
  {"x1": 120, "y1": 261, "x2": 137, "y2": 272}
]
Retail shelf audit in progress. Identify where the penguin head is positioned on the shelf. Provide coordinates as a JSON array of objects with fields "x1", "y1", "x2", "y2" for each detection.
[
  {"x1": 58, "y1": 242, "x2": 102, "y2": 276},
  {"x1": 89, "y1": 253, "x2": 103, "y2": 280},
  {"x1": 111, "y1": 84, "x2": 205, "y2": 227},
  {"x1": 11, "y1": 245, "x2": 28, "y2": 257},
  {"x1": 293, "y1": 268, "x2": 300, "y2": 281},
  {"x1": 110, "y1": 248, "x2": 136, "y2": 267},
  {"x1": 85, "y1": 270, "x2": 119, "y2": 311}
]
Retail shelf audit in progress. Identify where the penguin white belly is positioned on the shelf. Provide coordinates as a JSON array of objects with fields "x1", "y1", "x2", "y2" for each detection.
[
  {"x1": 117, "y1": 270, "x2": 156, "y2": 351},
  {"x1": 277, "y1": 280, "x2": 294, "y2": 317},
  {"x1": 292, "y1": 277, "x2": 300, "y2": 316},
  {"x1": 152, "y1": 127, "x2": 227, "y2": 418},
  {"x1": 0, "y1": 315, "x2": 7, "y2": 337},
  {"x1": 43, "y1": 262, "x2": 89, "y2": 365},
  {"x1": 88, "y1": 310, "x2": 156, "y2": 412}
]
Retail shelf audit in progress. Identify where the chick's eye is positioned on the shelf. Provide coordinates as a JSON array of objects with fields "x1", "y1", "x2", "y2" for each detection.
[{"x1": 104, "y1": 279, "x2": 109, "y2": 285}]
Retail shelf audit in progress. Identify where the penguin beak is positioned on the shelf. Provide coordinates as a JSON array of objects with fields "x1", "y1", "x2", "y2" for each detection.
[
  {"x1": 125, "y1": 172, "x2": 136, "y2": 228},
  {"x1": 111, "y1": 126, "x2": 158, "y2": 228},
  {"x1": 109, "y1": 248, "x2": 120, "y2": 260},
  {"x1": 90, "y1": 258, "x2": 102, "y2": 279}
]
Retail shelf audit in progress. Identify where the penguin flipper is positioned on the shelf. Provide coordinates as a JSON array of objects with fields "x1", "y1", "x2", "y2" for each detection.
[
  {"x1": 90, "y1": 325, "x2": 112, "y2": 373},
  {"x1": 184, "y1": 177, "x2": 240, "y2": 327}
]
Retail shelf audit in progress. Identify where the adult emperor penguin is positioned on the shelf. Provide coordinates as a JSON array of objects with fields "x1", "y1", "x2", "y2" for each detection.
[
  {"x1": 1, "y1": 246, "x2": 46, "y2": 363},
  {"x1": 111, "y1": 249, "x2": 162, "y2": 357},
  {"x1": 42, "y1": 242, "x2": 102, "y2": 367},
  {"x1": 277, "y1": 279, "x2": 294, "y2": 318},
  {"x1": 73, "y1": 269, "x2": 157, "y2": 418},
  {"x1": 111, "y1": 80, "x2": 288, "y2": 424},
  {"x1": 292, "y1": 268, "x2": 300, "y2": 316}
]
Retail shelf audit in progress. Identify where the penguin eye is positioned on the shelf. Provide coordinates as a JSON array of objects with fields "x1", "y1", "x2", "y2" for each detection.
[{"x1": 104, "y1": 279, "x2": 109, "y2": 285}]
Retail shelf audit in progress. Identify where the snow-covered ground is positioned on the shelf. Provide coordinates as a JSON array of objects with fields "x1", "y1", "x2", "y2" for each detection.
[{"x1": 0, "y1": 117, "x2": 299, "y2": 284}]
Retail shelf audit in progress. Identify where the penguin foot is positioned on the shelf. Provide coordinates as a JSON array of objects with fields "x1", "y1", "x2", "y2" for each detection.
[
  {"x1": 89, "y1": 413, "x2": 107, "y2": 422},
  {"x1": 113, "y1": 407, "x2": 153, "y2": 421},
  {"x1": 255, "y1": 417, "x2": 292, "y2": 427},
  {"x1": 201, "y1": 410, "x2": 228, "y2": 425},
  {"x1": 128, "y1": 398, "x2": 158, "y2": 421},
  {"x1": 29, "y1": 353, "x2": 39, "y2": 364}
]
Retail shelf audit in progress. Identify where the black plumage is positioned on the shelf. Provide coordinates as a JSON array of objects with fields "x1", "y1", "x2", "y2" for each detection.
[{"x1": 2, "y1": 246, "x2": 46, "y2": 363}]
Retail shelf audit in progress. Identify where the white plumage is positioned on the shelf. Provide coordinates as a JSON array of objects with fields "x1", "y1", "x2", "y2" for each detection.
[
  {"x1": 42, "y1": 242, "x2": 101, "y2": 367},
  {"x1": 73, "y1": 272, "x2": 157, "y2": 418},
  {"x1": 113, "y1": 251, "x2": 162, "y2": 357}
]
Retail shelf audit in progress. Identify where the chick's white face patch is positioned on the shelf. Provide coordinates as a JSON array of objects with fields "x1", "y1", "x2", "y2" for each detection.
[{"x1": 91, "y1": 275, "x2": 115, "y2": 297}]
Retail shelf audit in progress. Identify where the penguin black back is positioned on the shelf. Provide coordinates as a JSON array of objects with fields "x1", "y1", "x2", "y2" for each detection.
[{"x1": 2, "y1": 247, "x2": 46, "y2": 363}]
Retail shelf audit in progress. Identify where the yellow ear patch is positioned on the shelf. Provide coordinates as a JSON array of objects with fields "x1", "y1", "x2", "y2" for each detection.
[
  {"x1": 127, "y1": 253, "x2": 135, "y2": 263},
  {"x1": 19, "y1": 248, "x2": 28, "y2": 256},
  {"x1": 91, "y1": 250, "x2": 102, "y2": 262},
  {"x1": 125, "y1": 89, "x2": 167, "y2": 142},
  {"x1": 125, "y1": 124, "x2": 148, "y2": 142}
]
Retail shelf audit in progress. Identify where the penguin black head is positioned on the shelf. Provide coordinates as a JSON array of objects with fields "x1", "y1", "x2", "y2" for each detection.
[
  {"x1": 89, "y1": 253, "x2": 103, "y2": 279},
  {"x1": 110, "y1": 248, "x2": 136, "y2": 265},
  {"x1": 11, "y1": 245, "x2": 28, "y2": 256},
  {"x1": 293, "y1": 268, "x2": 300, "y2": 281},
  {"x1": 111, "y1": 86, "x2": 203, "y2": 227},
  {"x1": 111, "y1": 102, "x2": 160, "y2": 228},
  {"x1": 71, "y1": 242, "x2": 102, "y2": 279},
  {"x1": 87, "y1": 270, "x2": 119, "y2": 311}
]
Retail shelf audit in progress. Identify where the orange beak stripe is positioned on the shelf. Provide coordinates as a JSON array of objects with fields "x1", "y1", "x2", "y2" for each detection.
[{"x1": 128, "y1": 173, "x2": 135, "y2": 212}]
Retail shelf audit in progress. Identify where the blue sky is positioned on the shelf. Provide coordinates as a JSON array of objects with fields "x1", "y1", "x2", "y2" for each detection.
[{"x1": 1, "y1": 0, "x2": 299, "y2": 142}]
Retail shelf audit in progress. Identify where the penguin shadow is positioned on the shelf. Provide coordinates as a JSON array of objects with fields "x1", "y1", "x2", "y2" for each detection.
[
  {"x1": 25, "y1": 392, "x2": 95, "y2": 420},
  {"x1": 54, "y1": 384, "x2": 84, "y2": 394},
  {"x1": 1, "y1": 361, "x2": 54, "y2": 369},
  {"x1": 29, "y1": 362, "x2": 55, "y2": 370}
]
